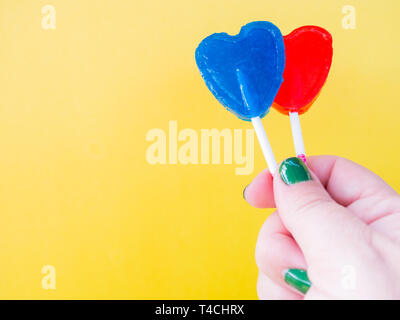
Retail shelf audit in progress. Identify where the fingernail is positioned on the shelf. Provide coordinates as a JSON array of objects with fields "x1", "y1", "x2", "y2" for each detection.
[
  {"x1": 243, "y1": 185, "x2": 249, "y2": 200},
  {"x1": 284, "y1": 269, "x2": 311, "y2": 294},
  {"x1": 279, "y1": 157, "x2": 312, "y2": 185}
]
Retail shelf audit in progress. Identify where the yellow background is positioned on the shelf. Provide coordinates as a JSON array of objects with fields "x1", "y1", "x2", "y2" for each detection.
[{"x1": 0, "y1": 0, "x2": 399, "y2": 299}]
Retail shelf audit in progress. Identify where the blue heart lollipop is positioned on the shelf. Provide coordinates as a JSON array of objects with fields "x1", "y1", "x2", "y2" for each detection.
[{"x1": 195, "y1": 21, "x2": 285, "y2": 121}]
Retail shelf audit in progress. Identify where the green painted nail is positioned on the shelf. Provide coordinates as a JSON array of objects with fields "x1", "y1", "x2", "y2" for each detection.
[
  {"x1": 284, "y1": 269, "x2": 311, "y2": 294},
  {"x1": 279, "y1": 157, "x2": 312, "y2": 185}
]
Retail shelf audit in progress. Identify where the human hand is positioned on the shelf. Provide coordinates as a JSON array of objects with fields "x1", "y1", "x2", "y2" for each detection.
[{"x1": 244, "y1": 156, "x2": 400, "y2": 299}]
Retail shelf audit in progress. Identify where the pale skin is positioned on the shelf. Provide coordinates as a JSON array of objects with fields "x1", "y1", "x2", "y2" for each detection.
[{"x1": 244, "y1": 155, "x2": 400, "y2": 299}]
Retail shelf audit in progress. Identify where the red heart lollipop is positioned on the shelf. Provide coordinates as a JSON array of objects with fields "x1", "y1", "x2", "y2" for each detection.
[{"x1": 273, "y1": 26, "x2": 333, "y2": 115}]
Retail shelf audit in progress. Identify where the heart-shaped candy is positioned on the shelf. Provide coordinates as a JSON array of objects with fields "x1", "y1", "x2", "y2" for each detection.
[
  {"x1": 195, "y1": 21, "x2": 285, "y2": 121},
  {"x1": 273, "y1": 26, "x2": 333, "y2": 115}
]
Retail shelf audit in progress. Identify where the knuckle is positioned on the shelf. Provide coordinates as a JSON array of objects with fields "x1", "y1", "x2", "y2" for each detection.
[
  {"x1": 255, "y1": 235, "x2": 277, "y2": 271},
  {"x1": 288, "y1": 194, "x2": 335, "y2": 224},
  {"x1": 255, "y1": 240, "x2": 269, "y2": 270}
]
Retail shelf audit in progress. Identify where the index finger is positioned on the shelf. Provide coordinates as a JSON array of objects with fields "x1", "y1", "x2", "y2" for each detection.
[{"x1": 309, "y1": 155, "x2": 397, "y2": 207}]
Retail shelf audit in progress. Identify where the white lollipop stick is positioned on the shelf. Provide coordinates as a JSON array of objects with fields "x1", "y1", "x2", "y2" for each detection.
[
  {"x1": 289, "y1": 112, "x2": 306, "y2": 163},
  {"x1": 251, "y1": 116, "x2": 277, "y2": 174},
  {"x1": 236, "y1": 68, "x2": 277, "y2": 174}
]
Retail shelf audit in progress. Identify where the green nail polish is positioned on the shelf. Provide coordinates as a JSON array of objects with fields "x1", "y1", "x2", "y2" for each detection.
[
  {"x1": 284, "y1": 269, "x2": 311, "y2": 294},
  {"x1": 279, "y1": 157, "x2": 312, "y2": 185}
]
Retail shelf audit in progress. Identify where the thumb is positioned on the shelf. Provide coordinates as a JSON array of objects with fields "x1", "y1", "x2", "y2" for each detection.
[{"x1": 273, "y1": 157, "x2": 369, "y2": 264}]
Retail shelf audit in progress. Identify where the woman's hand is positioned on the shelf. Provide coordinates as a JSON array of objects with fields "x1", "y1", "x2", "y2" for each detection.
[{"x1": 244, "y1": 155, "x2": 400, "y2": 299}]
